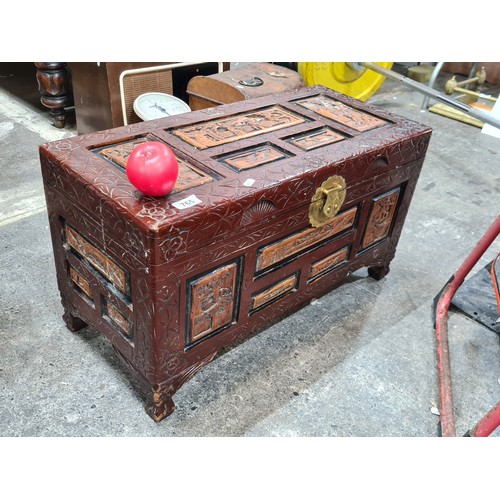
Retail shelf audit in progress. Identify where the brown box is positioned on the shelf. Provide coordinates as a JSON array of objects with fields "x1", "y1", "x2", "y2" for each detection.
[
  {"x1": 187, "y1": 62, "x2": 305, "y2": 110},
  {"x1": 39, "y1": 85, "x2": 431, "y2": 421}
]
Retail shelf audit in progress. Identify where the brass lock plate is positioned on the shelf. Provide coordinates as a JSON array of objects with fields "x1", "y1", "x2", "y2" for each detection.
[{"x1": 309, "y1": 175, "x2": 346, "y2": 228}]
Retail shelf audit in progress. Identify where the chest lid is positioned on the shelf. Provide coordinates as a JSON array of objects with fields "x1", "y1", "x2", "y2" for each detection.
[{"x1": 40, "y1": 85, "x2": 431, "y2": 257}]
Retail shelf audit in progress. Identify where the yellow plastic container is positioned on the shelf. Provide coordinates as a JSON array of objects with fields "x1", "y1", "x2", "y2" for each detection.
[{"x1": 298, "y1": 62, "x2": 393, "y2": 101}]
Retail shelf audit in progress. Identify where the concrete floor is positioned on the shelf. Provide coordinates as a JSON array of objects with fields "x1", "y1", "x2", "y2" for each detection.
[{"x1": 0, "y1": 62, "x2": 499, "y2": 438}]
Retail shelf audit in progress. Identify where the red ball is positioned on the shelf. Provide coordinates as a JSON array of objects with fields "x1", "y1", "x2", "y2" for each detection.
[{"x1": 126, "y1": 141, "x2": 179, "y2": 197}]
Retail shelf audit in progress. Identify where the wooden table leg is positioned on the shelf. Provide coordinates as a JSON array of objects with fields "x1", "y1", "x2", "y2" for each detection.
[{"x1": 35, "y1": 62, "x2": 72, "y2": 128}]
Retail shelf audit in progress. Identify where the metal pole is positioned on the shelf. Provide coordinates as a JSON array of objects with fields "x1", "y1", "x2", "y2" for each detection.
[
  {"x1": 452, "y1": 87, "x2": 497, "y2": 102},
  {"x1": 421, "y1": 61, "x2": 444, "y2": 110},
  {"x1": 361, "y1": 62, "x2": 500, "y2": 130}
]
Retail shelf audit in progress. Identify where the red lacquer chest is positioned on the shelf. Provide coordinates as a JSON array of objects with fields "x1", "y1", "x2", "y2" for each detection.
[{"x1": 39, "y1": 85, "x2": 432, "y2": 421}]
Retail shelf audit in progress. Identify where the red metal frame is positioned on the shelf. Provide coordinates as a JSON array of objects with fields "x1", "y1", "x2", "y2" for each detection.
[
  {"x1": 434, "y1": 215, "x2": 500, "y2": 437},
  {"x1": 465, "y1": 400, "x2": 500, "y2": 437}
]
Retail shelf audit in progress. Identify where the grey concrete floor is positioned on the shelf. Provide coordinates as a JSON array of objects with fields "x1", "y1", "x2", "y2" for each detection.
[{"x1": 0, "y1": 63, "x2": 499, "y2": 439}]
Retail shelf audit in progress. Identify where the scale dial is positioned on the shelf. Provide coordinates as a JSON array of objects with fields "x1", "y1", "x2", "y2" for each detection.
[{"x1": 133, "y1": 92, "x2": 191, "y2": 121}]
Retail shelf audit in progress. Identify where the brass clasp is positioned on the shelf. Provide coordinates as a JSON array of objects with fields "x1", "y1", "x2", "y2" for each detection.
[{"x1": 309, "y1": 175, "x2": 346, "y2": 228}]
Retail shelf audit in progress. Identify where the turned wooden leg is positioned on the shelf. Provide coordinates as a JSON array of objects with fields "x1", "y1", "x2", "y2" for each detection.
[
  {"x1": 368, "y1": 263, "x2": 391, "y2": 281},
  {"x1": 35, "y1": 62, "x2": 72, "y2": 128},
  {"x1": 145, "y1": 385, "x2": 176, "y2": 422}
]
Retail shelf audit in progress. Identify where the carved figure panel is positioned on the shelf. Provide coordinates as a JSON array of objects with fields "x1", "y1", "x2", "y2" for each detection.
[
  {"x1": 99, "y1": 137, "x2": 149, "y2": 165},
  {"x1": 187, "y1": 262, "x2": 239, "y2": 344},
  {"x1": 362, "y1": 188, "x2": 401, "y2": 248},
  {"x1": 286, "y1": 127, "x2": 345, "y2": 151},
  {"x1": 309, "y1": 246, "x2": 350, "y2": 281},
  {"x1": 69, "y1": 266, "x2": 94, "y2": 300},
  {"x1": 173, "y1": 106, "x2": 306, "y2": 149},
  {"x1": 256, "y1": 207, "x2": 357, "y2": 272},
  {"x1": 220, "y1": 144, "x2": 289, "y2": 171},
  {"x1": 105, "y1": 300, "x2": 133, "y2": 339},
  {"x1": 98, "y1": 138, "x2": 215, "y2": 193},
  {"x1": 251, "y1": 274, "x2": 298, "y2": 311},
  {"x1": 64, "y1": 224, "x2": 129, "y2": 295},
  {"x1": 296, "y1": 96, "x2": 387, "y2": 132}
]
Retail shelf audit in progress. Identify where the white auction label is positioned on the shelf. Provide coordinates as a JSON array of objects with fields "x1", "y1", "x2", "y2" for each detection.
[{"x1": 172, "y1": 194, "x2": 202, "y2": 210}]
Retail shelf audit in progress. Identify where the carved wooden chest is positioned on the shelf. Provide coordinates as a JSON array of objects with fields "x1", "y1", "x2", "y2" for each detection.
[{"x1": 39, "y1": 85, "x2": 432, "y2": 421}]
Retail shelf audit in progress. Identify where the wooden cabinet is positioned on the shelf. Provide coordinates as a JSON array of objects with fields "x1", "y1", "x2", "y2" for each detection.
[{"x1": 70, "y1": 62, "x2": 226, "y2": 134}]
